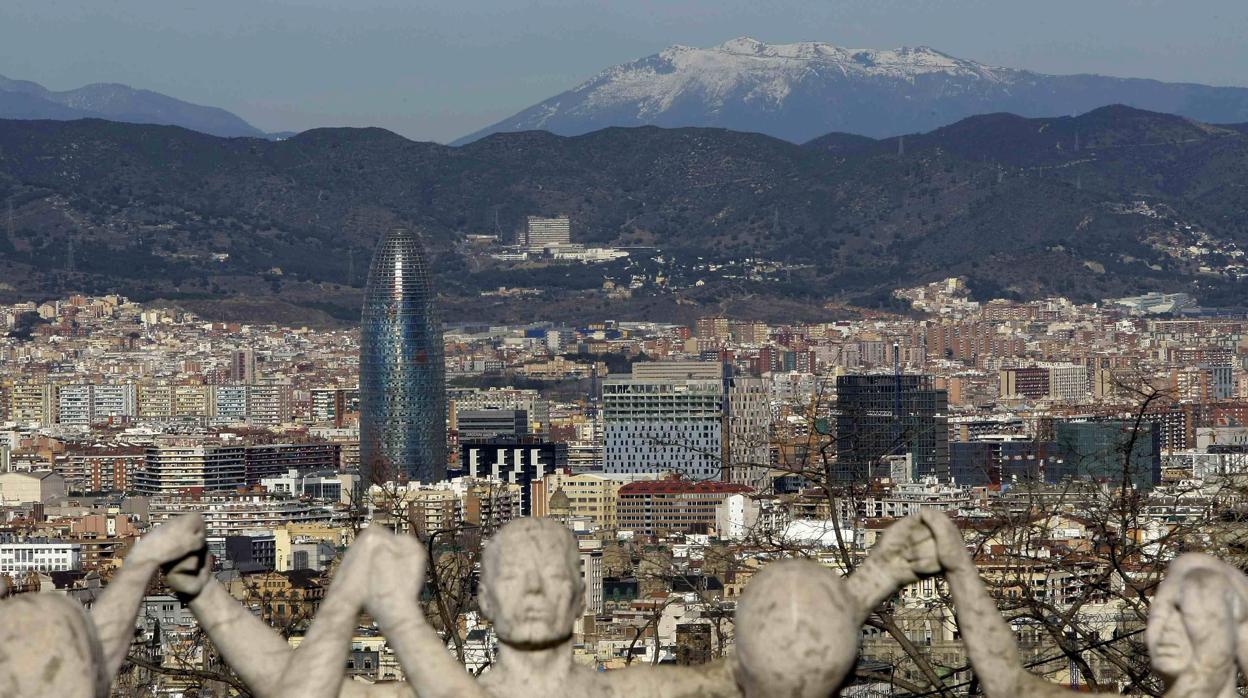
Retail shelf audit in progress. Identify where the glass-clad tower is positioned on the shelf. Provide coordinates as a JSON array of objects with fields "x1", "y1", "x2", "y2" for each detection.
[{"x1": 359, "y1": 228, "x2": 447, "y2": 484}]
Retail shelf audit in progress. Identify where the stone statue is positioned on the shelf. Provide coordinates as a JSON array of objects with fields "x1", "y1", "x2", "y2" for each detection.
[
  {"x1": 914, "y1": 509, "x2": 1075, "y2": 698},
  {"x1": 170, "y1": 515, "x2": 943, "y2": 698},
  {"x1": 1148, "y1": 553, "x2": 1248, "y2": 698},
  {"x1": 418, "y1": 516, "x2": 940, "y2": 698},
  {"x1": 468, "y1": 517, "x2": 738, "y2": 697},
  {"x1": 14, "y1": 505, "x2": 1248, "y2": 698},
  {"x1": 166, "y1": 524, "x2": 436, "y2": 697},
  {"x1": 0, "y1": 513, "x2": 208, "y2": 698},
  {"x1": 919, "y1": 510, "x2": 1248, "y2": 698},
  {"x1": 734, "y1": 513, "x2": 942, "y2": 698}
]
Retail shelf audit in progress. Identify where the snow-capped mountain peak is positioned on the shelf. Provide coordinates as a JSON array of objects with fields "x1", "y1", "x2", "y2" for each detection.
[
  {"x1": 707, "y1": 36, "x2": 974, "y2": 74},
  {"x1": 453, "y1": 37, "x2": 1248, "y2": 145}
]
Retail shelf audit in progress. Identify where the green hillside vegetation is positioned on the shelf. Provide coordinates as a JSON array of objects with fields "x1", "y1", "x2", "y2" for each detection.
[{"x1": 0, "y1": 105, "x2": 1245, "y2": 324}]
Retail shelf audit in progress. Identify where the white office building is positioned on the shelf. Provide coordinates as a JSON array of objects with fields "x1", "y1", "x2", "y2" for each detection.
[
  {"x1": 0, "y1": 541, "x2": 82, "y2": 573},
  {"x1": 603, "y1": 362, "x2": 724, "y2": 480}
]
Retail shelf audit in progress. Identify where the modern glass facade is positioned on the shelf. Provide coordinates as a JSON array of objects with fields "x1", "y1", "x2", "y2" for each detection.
[
  {"x1": 833, "y1": 374, "x2": 950, "y2": 482},
  {"x1": 1051, "y1": 420, "x2": 1160, "y2": 490},
  {"x1": 359, "y1": 228, "x2": 447, "y2": 484}
]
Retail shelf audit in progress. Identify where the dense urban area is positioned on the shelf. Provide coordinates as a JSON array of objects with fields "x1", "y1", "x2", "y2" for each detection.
[{"x1": 2, "y1": 211, "x2": 1244, "y2": 693}]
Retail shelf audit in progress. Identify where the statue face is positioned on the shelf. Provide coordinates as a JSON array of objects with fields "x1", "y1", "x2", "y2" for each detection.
[
  {"x1": 1148, "y1": 599, "x2": 1194, "y2": 678},
  {"x1": 482, "y1": 532, "x2": 583, "y2": 648},
  {"x1": 1147, "y1": 559, "x2": 1240, "y2": 683}
]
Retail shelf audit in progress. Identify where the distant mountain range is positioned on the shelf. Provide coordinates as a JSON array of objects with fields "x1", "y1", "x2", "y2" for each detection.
[
  {"x1": 0, "y1": 74, "x2": 272, "y2": 138},
  {"x1": 2, "y1": 106, "x2": 1248, "y2": 325},
  {"x1": 455, "y1": 37, "x2": 1248, "y2": 144}
]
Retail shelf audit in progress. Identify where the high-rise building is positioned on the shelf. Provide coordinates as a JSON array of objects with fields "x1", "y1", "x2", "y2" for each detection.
[
  {"x1": 456, "y1": 408, "x2": 529, "y2": 441},
  {"x1": 522, "y1": 216, "x2": 571, "y2": 250},
  {"x1": 246, "y1": 383, "x2": 294, "y2": 427},
  {"x1": 599, "y1": 361, "x2": 770, "y2": 484},
  {"x1": 725, "y1": 376, "x2": 771, "y2": 488},
  {"x1": 134, "y1": 440, "x2": 247, "y2": 494},
  {"x1": 310, "y1": 388, "x2": 358, "y2": 427},
  {"x1": 448, "y1": 387, "x2": 550, "y2": 430},
  {"x1": 230, "y1": 349, "x2": 258, "y2": 384},
  {"x1": 212, "y1": 385, "x2": 249, "y2": 424},
  {"x1": 243, "y1": 443, "x2": 342, "y2": 485},
  {"x1": 603, "y1": 361, "x2": 724, "y2": 480},
  {"x1": 9, "y1": 382, "x2": 56, "y2": 426},
  {"x1": 999, "y1": 367, "x2": 1050, "y2": 400},
  {"x1": 359, "y1": 228, "x2": 446, "y2": 484},
  {"x1": 137, "y1": 384, "x2": 174, "y2": 420},
  {"x1": 56, "y1": 384, "x2": 137, "y2": 426},
  {"x1": 833, "y1": 374, "x2": 949, "y2": 482},
  {"x1": 1051, "y1": 420, "x2": 1161, "y2": 489}
]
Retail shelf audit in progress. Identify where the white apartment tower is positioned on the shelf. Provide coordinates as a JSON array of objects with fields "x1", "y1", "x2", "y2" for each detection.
[{"x1": 523, "y1": 216, "x2": 571, "y2": 250}]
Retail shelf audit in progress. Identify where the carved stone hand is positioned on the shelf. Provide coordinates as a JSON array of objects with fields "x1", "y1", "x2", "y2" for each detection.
[
  {"x1": 872, "y1": 515, "x2": 942, "y2": 586},
  {"x1": 130, "y1": 513, "x2": 207, "y2": 569},
  {"x1": 918, "y1": 509, "x2": 973, "y2": 574}
]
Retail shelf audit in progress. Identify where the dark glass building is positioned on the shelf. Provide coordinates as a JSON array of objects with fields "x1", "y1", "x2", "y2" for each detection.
[
  {"x1": 1050, "y1": 420, "x2": 1161, "y2": 490},
  {"x1": 833, "y1": 374, "x2": 949, "y2": 482},
  {"x1": 359, "y1": 228, "x2": 447, "y2": 484},
  {"x1": 949, "y1": 440, "x2": 1059, "y2": 487}
]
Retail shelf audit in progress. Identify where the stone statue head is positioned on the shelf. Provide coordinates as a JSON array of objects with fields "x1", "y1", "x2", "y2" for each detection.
[
  {"x1": 1148, "y1": 554, "x2": 1248, "y2": 696},
  {"x1": 734, "y1": 559, "x2": 860, "y2": 698},
  {"x1": 479, "y1": 517, "x2": 585, "y2": 649},
  {"x1": 0, "y1": 594, "x2": 104, "y2": 698}
]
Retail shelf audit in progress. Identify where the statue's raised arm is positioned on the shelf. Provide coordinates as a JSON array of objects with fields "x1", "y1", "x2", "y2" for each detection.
[
  {"x1": 733, "y1": 516, "x2": 942, "y2": 698},
  {"x1": 360, "y1": 528, "x2": 485, "y2": 698},
  {"x1": 0, "y1": 513, "x2": 206, "y2": 698},
  {"x1": 918, "y1": 510, "x2": 1081, "y2": 698},
  {"x1": 168, "y1": 526, "x2": 394, "y2": 697}
]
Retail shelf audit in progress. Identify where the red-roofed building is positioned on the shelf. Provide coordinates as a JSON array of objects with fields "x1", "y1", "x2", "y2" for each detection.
[{"x1": 617, "y1": 479, "x2": 753, "y2": 536}]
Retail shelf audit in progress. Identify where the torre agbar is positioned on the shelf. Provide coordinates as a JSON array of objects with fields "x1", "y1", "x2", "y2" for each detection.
[{"x1": 359, "y1": 227, "x2": 447, "y2": 484}]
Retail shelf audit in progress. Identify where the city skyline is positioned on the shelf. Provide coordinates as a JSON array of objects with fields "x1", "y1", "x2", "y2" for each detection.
[{"x1": 6, "y1": 1, "x2": 1248, "y2": 693}]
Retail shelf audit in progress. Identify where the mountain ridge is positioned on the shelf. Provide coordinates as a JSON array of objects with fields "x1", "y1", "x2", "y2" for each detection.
[
  {"x1": 2, "y1": 106, "x2": 1248, "y2": 324},
  {"x1": 454, "y1": 37, "x2": 1248, "y2": 145},
  {"x1": 0, "y1": 73, "x2": 273, "y2": 139}
]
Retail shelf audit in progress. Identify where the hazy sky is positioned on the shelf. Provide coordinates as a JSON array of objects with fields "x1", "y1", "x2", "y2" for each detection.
[{"x1": 3, "y1": 0, "x2": 1247, "y2": 143}]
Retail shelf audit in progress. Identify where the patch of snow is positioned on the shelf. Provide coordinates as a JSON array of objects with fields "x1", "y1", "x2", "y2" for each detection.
[{"x1": 561, "y1": 36, "x2": 1018, "y2": 120}]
